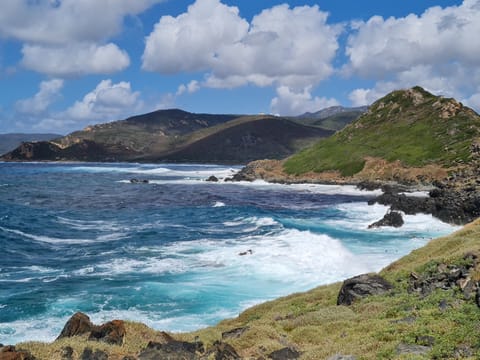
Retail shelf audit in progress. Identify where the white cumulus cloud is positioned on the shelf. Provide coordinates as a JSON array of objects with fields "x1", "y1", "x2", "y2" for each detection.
[
  {"x1": 346, "y1": 0, "x2": 480, "y2": 110},
  {"x1": 64, "y1": 80, "x2": 141, "y2": 121},
  {"x1": 21, "y1": 43, "x2": 130, "y2": 77},
  {"x1": 143, "y1": 0, "x2": 341, "y2": 89},
  {"x1": 0, "y1": 0, "x2": 162, "y2": 76},
  {"x1": 0, "y1": 0, "x2": 161, "y2": 45},
  {"x1": 271, "y1": 86, "x2": 340, "y2": 116},
  {"x1": 15, "y1": 79, "x2": 64, "y2": 114}
]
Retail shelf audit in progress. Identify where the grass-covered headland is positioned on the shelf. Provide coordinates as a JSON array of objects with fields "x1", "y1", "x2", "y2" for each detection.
[{"x1": 284, "y1": 87, "x2": 480, "y2": 177}]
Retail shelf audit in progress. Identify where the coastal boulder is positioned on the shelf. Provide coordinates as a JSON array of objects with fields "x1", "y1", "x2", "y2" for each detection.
[
  {"x1": 57, "y1": 313, "x2": 125, "y2": 346},
  {"x1": 138, "y1": 340, "x2": 203, "y2": 360},
  {"x1": 88, "y1": 320, "x2": 126, "y2": 345},
  {"x1": 206, "y1": 175, "x2": 219, "y2": 182},
  {"x1": 368, "y1": 211, "x2": 404, "y2": 228},
  {"x1": 57, "y1": 312, "x2": 94, "y2": 339},
  {"x1": 0, "y1": 345, "x2": 36, "y2": 360},
  {"x1": 337, "y1": 274, "x2": 393, "y2": 306}
]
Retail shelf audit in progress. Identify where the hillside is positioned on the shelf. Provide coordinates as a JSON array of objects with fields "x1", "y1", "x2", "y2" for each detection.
[
  {"x1": 295, "y1": 106, "x2": 367, "y2": 131},
  {"x1": 15, "y1": 218, "x2": 480, "y2": 359},
  {"x1": 1, "y1": 110, "x2": 333, "y2": 164},
  {"x1": 284, "y1": 87, "x2": 480, "y2": 178},
  {"x1": 0, "y1": 133, "x2": 61, "y2": 156},
  {"x1": 152, "y1": 116, "x2": 333, "y2": 163}
]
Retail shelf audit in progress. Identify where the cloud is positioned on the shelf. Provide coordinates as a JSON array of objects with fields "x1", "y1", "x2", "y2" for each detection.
[
  {"x1": 0, "y1": 0, "x2": 162, "y2": 76},
  {"x1": 346, "y1": 0, "x2": 480, "y2": 110},
  {"x1": 143, "y1": 0, "x2": 341, "y2": 89},
  {"x1": 15, "y1": 79, "x2": 64, "y2": 114},
  {"x1": 64, "y1": 80, "x2": 141, "y2": 121},
  {"x1": 176, "y1": 80, "x2": 201, "y2": 96},
  {"x1": 271, "y1": 86, "x2": 340, "y2": 116},
  {"x1": 0, "y1": 0, "x2": 160, "y2": 45},
  {"x1": 21, "y1": 43, "x2": 130, "y2": 77}
]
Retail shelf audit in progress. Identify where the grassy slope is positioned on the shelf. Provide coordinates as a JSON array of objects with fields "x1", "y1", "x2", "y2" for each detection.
[
  {"x1": 20, "y1": 219, "x2": 480, "y2": 359},
  {"x1": 284, "y1": 87, "x2": 480, "y2": 177},
  {"x1": 153, "y1": 116, "x2": 333, "y2": 163}
]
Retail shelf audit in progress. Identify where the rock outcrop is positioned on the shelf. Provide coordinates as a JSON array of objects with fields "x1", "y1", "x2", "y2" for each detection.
[
  {"x1": 368, "y1": 211, "x2": 404, "y2": 228},
  {"x1": 369, "y1": 187, "x2": 480, "y2": 225},
  {"x1": 337, "y1": 274, "x2": 393, "y2": 306},
  {"x1": 57, "y1": 312, "x2": 94, "y2": 339},
  {"x1": 57, "y1": 313, "x2": 125, "y2": 346}
]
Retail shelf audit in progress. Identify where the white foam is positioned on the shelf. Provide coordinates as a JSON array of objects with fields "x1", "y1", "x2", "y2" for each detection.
[
  {"x1": 231, "y1": 180, "x2": 383, "y2": 196},
  {"x1": 93, "y1": 257, "x2": 188, "y2": 277},
  {"x1": 57, "y1": 217, "x2": 122, "y2": 232},
  {"x1": 213, "y1": 201, "x2": 226, "y2": 207},
  {"x1": 0, "y1": 226, "x2": 127, "y2": 245},
  {"x1": 399, "y1": 191, "x2": 430, "y2": 198}
]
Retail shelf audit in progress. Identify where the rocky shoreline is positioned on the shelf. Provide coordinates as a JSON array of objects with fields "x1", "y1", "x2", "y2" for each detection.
[{"x1": 227, "y1": 159, "x2": 480, "y2": 226}]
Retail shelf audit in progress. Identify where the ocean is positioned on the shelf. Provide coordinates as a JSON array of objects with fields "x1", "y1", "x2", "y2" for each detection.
[{"x1": 0, "y1": 162, "x2": 457, "y2": 344}]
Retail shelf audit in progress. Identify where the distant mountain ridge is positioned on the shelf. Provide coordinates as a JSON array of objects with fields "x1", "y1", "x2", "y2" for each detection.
[
  {"x1": 298, "y1": 105, "x2": 368, "y2": 120},
  {"x1": 294, "y1": 106, "x2": 367, "y2": 131},
  {"x1": 0, "y1": 133, "x2": 61, "y2": 156},
  {"x1": 1, "y1": 109, "x2": 338, "y2": 163}
]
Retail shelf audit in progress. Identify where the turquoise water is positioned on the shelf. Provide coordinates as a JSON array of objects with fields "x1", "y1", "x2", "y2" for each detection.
[{"x1": 0, "y1": 162, "x2": 457, "y2": 343}]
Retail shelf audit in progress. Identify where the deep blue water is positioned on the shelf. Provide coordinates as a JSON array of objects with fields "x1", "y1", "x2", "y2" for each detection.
[{"x1": 0, "y1": 162, "x2": 457, "y2": 343}]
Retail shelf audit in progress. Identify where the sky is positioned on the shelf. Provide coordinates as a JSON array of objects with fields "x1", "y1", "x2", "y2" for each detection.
[{"x1": 1, "y1": 0, "x2": 479, "y2": 134}]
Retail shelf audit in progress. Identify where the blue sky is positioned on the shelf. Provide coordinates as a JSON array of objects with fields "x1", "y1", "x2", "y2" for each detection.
[{"x1": 1, "y1": 0, "x2": 478, "y2": 134}]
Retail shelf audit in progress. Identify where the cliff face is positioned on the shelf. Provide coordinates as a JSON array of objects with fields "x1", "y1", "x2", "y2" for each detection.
[{"x1": 0, "y1": 133, "x2": 61, "y2": 156}]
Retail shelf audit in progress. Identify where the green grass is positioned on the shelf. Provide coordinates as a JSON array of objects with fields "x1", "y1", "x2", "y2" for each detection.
[{"x1": 284, "y1": 88, "x2": 480, "y2": 176}]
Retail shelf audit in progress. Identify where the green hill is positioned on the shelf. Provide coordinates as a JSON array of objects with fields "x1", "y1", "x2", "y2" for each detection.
[{"x1": 284, "y1": 87, "x2": 480, "y2": 177}]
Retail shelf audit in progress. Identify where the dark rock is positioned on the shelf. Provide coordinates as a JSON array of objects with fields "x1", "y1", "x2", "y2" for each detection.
[
  {"x1": 356, "y1": 181, "x2": 382, "y2": 191},
  {"x1": 88, "y1": 320, "x2": 126, "y2": 345},
  {"x1": 268, "y1": 347, "x2": 300, "y2": 360},
  {"x1": 203, "y1": 341, "x2": 240, "y2": 360},
  {"x1": 439, "y1": 299, "x2": 449, "y2": 311},
  {"x1": 121, "y1": 357, "x2": 137, "y2": 360},
  {"x1": 139, "y1": 340, "x2": 203, "y2": 360},
  {"x1": 415, "y1": 335, "x2": 435, "y2": 346},
  {"x1": 61, "y1": 346, "x2": 74, "y2": 360},
  {"x1": 130, "y1": 178, "x2": 149, "y2": 184},
  {"x1": 238, "y1": 249, "x2": 253, "y2": 256},
  {"x1": 475, "y1": 288, "x2": 480, "y2": 308},
  {"x1": 453, "y1": 345, "x2": 473, "y2": 358},
  {"x1": 222, "y1": 326, "x2": 249, "y2": 339},
  {"x1": 206, "y1": 175, "x2": 219, "y2": 182},
  {"x1": 57, "y1": 312, "x2": 94, "y2": 339},
  {"x1": 369, "y1": 187, "x2": 480, "y2": 225},
  {"x1": 368, "y1": 211, "x2": 404, "y2": 228},
  {"x1": 337, "y1": 274, "x2": 393, "y2": 306},
  {"x1": 396, "y1": 343, "x2": 431, "y2": 356},
  {"x1": 327, "y1": 356, "x2": 357, "y2": 360},
  {"x1": 80, "y1": 348, "x2": 108, "y2": 360}
]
